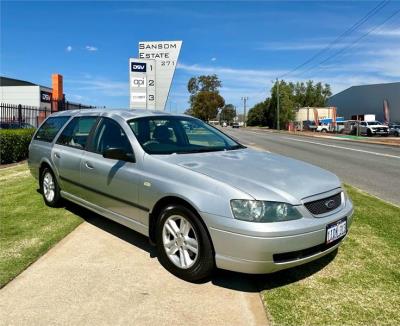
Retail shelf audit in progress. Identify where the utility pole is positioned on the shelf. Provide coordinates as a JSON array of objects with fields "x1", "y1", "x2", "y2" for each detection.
[
  {"x1": 276, "y1": 78, "x2": 280, "y2": 130},
  {"x1": 241, "y1": 96, "x2": 249, "y2": 127}
]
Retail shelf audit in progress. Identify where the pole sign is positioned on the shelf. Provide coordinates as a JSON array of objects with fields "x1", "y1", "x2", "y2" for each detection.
[
  {"x1": 129, "y1": 58, "x2": 156, "y2": 109},
  {"x1": 129, "y1": 40, "x2": 182, "y2": 110},
  {"x1": 139, "y1": 40, "x2": 182, "y2": 110}
]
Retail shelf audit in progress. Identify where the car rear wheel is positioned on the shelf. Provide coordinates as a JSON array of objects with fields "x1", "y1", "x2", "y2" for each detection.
[
  {"x1": 156, "y1": 205, "x2": 214, "y2": 282},
  {"x1": 40, "y1": 168, "x2": 62, "y2": 207}
]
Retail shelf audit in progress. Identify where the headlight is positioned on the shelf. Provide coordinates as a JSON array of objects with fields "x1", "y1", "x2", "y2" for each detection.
[{"x1": 230, "y1": 200, "x2": 302, "y2": 222}]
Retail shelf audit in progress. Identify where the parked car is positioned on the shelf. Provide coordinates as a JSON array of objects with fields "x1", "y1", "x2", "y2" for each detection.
[
  {"x1": 388, "y1": 123, "x2": 400, "y2": 137},
  {"x1": 232, "y1": 122, "x2": 240, "y2": 128},
  {"x1": 316, "y1": 124, "x2": 327, "y2": 133},
  {"x1": 334, "y1": 121, "x2": 345, "y2": 134},
  {"x1": 358, "y1": 121, "x2": 389, "y2": 136},
  {"x1": 303, "y1": 120, "x2": 317, "y2": 132},
  {"x1": 28, "y1": 110, "x2": 353, "y2": 281},
  {"x1": 343, "y1": 120, "x2": 358, "y2": 135}
]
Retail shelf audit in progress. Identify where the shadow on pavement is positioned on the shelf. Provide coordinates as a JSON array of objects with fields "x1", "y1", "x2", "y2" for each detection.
[
  {"x1": 63, "y1": 199, "x2": 337, "y2": 293},
  {"x1": 64, "y1": 201, "x2": 157, "y2": 258}
]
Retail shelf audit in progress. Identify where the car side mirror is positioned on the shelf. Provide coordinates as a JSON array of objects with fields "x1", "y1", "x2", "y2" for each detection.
[{"x1": 103, "y1": 148, "x2": 135, "y2": 163}]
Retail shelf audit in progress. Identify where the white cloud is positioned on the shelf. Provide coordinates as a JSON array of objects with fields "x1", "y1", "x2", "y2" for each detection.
[
  {"x1": 177, "y1": 63, "x2": 283, "y2": 79},
  {"x1": 85, "y1": 45, "x2": 98, "y2": 52},
  {"x1": 257, "y1": 40, "x2": 376, "y2": 52},
  {"x1": 175, "y1": 57, "x2": 399, "y2": 109},
  {"x1": 369, "y1": 28, "x2": 400, "y2": 37},
  {"x1": 67, "y1": 76, "x2": 127, "y2": 97},
  {"x1": 66, "y1": 45, "x2": 72, "y2": 52},
  {"x1": 211, "y1": 57, "x2": 217, "y2": 62}
]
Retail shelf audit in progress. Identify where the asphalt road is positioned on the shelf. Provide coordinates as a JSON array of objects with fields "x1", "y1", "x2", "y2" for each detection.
[{"x1": 223, "y1": 128, "x2": 400, "y2": 206}]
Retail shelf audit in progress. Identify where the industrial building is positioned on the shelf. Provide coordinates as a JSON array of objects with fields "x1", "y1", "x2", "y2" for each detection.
[
  {"x1": 0, "y1": 76, "x2": 53, "y2": 110},
  {"x1": 1, "y1": 75, "x2": 95, "y2": 128},
  {"x1": 0, "y1": 75, "x2": 95, "y2": 111},
  {"x1": 328, "y1": 82, "x2": 400, "y2": 123}
]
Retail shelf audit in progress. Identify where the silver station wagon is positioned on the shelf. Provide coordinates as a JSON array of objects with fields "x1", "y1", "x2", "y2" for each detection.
[{"x1": 28, "y1": 109, "x2": 353, "y2": 281}]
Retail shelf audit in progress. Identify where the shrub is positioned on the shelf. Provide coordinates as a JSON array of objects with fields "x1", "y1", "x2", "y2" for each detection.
[{"x1": 0, "y1": 129, "x2": 35, "y2": 164}]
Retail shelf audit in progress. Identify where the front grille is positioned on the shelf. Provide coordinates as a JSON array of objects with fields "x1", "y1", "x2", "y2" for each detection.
[
  {"x1": 273, "y1": 238, "x2": 342, "y2": 263},
  {"x1": 304, "y1": 192, "x2": 342, "y2": 215}
]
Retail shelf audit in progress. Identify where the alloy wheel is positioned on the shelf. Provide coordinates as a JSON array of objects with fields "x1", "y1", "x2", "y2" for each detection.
[
  {"x1": 43, "y1": 172, "x2": 55, "y2": 202},
  {"x1": 162, "y1": 215, "x2": 199, "y2": 269}
]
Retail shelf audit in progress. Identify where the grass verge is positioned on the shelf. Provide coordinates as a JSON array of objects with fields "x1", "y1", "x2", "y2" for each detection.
[
  {"x1": 261, "y1": 185, "x2": 400, "y2": 325},
  {"x1": 0, "y1": 164, "x2": 83, "y2": 287}
]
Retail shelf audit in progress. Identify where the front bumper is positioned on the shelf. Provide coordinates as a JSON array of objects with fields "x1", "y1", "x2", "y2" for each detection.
[
  {"x1": 371, "y1": 129, "x2": 389, "y2": 135},
  {"x1": 200, "y1": 198, "x2": 354, "y2": 274}
]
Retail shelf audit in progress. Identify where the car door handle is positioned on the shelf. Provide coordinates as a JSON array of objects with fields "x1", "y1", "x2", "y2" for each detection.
[
  {"x1": 54, "y1": 152, "x2": 61, "y2": 159},
  {"x1": 84, "y1": 161, "x2": 94, "y2": 169}
]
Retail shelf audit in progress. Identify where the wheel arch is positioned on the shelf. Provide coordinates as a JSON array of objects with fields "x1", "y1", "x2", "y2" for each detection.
[
  {"x1": 39, "y1": 160, "x2": 53, "y2": 186},
  {"x1": 148, "y1": 196, "x2": 214, "y2": 255}
]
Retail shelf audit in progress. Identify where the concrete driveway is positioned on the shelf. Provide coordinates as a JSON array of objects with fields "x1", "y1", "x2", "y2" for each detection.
[{"x1": 0, "y1": 209, "x2": 268, "y2": 326}]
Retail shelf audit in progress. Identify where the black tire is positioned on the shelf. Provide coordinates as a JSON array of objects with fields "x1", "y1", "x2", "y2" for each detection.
[
  {"x1": 40, "y1": 167, "x2": 62, "y2": 207},
  {"x1": 321, "y1": 129, "x2": 327, "y2": 133},
  {"x1": 155, "y1": 205, "x2": 214, "y2": 282}
]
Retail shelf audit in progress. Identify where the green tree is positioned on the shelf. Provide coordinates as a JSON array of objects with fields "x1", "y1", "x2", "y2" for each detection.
[
  {"x1": 187, "y1": 75, "x2": 225, "y2": 121},
  {"x1": 267, "y1": 80, "x2": 332, "y2": 128},
  {"x1": 292, "y1": 81, "x2": 332, "y2": 107},
  {"x1": 220, "y1": 104, "x2": 236, "y2": 123},
  {"x1": 269, "y1": 80, "x2": 295, "y2": 129},
  {"x1": 247, "y1": 100, "x2": 270, "y2": 126},
  {"x1": 188, "y1": 74, "x2": 222, "y2": 94}
]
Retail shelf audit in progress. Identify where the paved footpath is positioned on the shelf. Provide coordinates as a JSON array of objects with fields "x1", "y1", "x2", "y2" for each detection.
[{"x1": 0, "y1": 222, "x2": 268, "y2": 326}]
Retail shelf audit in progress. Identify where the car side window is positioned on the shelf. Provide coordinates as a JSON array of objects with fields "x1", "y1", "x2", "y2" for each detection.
[
  {"x1": 34, "y1": 116, "x2": 70, "y2": 142},
  {"x1": 56, "y1": 116, "x2": 97, "y2": 149},
  {"x1": 93, "y1": 118, "x2": 133, "y2": 155}
]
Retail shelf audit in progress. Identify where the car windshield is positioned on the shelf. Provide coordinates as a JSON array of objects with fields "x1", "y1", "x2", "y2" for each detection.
[
  {"x1": 128, "y1": 116, "x2": 245, "y2": 154},
  {"x1": 367, "y1": 121, "x2": 381, "y2": 125}
]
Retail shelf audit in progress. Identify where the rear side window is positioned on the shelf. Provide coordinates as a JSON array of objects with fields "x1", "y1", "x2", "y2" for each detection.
[
  {"x1": 56, "y1": 116, "x2": 98, "y2": 149},
  {"x1": 34, "y1": 116, "x2": 70, "y2": 142}
]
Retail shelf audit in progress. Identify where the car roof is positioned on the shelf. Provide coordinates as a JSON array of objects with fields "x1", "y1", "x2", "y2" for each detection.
[{"x1": 49, "y1": 109, "x2": 190, "y2": 121}]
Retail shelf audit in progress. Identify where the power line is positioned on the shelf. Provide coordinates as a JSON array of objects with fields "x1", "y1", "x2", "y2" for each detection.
[
  {"x1": 293, "y1": 8, "x2": 400, "y2": 78},
  {"x1": 279, "y1": 0, "x2": 390, "y2": 79}
]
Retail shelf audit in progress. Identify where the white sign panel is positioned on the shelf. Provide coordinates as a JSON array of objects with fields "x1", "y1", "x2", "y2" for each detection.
[
  {"x1": 139, "y1": 40, "x2": 182, "y2": 111},
  {"x1": 129, "y1": 58, "x2": 156, "y2": 109},
  {"x1": 131, "y1": 77, "x2": 146, "y2": 88}
]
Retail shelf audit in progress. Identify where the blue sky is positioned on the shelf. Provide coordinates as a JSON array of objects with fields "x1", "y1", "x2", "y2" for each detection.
[{"x1": 1, "y1": 1, "x2": 400, "y2": 113}]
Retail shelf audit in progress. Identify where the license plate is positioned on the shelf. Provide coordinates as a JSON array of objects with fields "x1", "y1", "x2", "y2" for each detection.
[{"x1": 326, "y1": 218, "x2": 347, "y2": 244}]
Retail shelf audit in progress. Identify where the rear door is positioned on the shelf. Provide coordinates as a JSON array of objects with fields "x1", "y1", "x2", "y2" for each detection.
[
  {"x1": 52, "y1": 116, "x2": 98, "y2": 195},
  {"x1": 79, "y1": 117, "x2": 147, "y2": 225}
]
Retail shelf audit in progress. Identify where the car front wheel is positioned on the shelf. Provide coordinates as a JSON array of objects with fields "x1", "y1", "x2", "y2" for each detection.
[
  {"x1": 156, "y1": 205, "x2": 214, "y2": 282},
  {"x1": 40, "y1": 168, "x2": 62, "y2": 207}
]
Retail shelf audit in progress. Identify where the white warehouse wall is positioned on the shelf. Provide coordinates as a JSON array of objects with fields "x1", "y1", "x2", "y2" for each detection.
[{"x1": 0, "y1": 86, "x2": 40, "y2": 107}]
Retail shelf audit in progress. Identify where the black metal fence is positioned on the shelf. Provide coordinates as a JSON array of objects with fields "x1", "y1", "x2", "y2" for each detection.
[
  {"x1": 58, "y1": 100, "x2": 97, "y2": 111},
  {"x1": 0, "y1": 103, "x2": 51, "y2": 129},
  {"x1": 0, "y1": 101, "x2": 96, "y2": 129}
]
